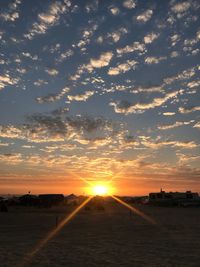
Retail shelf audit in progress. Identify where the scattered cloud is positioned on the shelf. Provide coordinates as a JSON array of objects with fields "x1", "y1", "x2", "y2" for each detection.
[
  {"x1": 90, "y1": 52, "x2": 113, "y2": 68},
  {"x1": 36, "y1": 87, "x2": 70, "y2": 103},
  {"x1": 171, "y1": 1, "x2": 191, "y2": 14},
  {"x1": 145, "y1": 56, "x2": 167, "y2": 64},
  {"x1": 68, "y1": 91, "x2": 95, "y2": 102},
  {"x1": 24, "y1": 0, "x2": 71, "y2": 39},
  {"x1": 179, "y1": 106, "x2": 200, "y2": 114},
  {"x1": 0, "y1": 74, "x2": 19, "y2": 91},
  {"x1": 45, "y1": 68, "x2": 59, "y2": 76},
  {"x1": 193, "y1": 122, "x2": 200, "y2": 129},
  {"x1": 0, "y1": 0, "x2": 21, "y2": 22},
  {"x1": 109, "y1": 6, "x2": 120, "y2": 15},
  {"x1": 108, "y1": 60, "x2": 138, "y2": 75},
  {"x1": 117, "y1": 42, "x2": 146, "y2": 56},
  {"x1": 123, "y1": 0, "x2": 137, "y2": 9},
  {"x1": 136, "y1": 9, "x2": 153, "y2": 23},
  {"x1": 163, "y1": 112, "x2": 176, "y2": 116},
  {"x1": 110, "y1": 91, "x2": 179, "y2": 114},
  {"x1": 144, "y1": 32, "x2": 159, "y2": 44},
  {"x1": 158, "y1": 120, "x2": 194, "y2": 130}
]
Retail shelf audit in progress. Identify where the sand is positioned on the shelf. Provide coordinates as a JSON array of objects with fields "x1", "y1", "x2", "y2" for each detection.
[{"x1": 0, "y1": 201, "x2": 200, "y2": 267}]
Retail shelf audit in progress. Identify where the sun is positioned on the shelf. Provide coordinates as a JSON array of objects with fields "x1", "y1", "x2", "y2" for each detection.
[{"x1": 90, "y1": 184, "x2": 111, "y2": 196}]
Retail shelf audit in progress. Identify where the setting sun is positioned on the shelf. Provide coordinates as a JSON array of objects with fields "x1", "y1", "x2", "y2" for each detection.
[{"x1": 90, "y1": 184, "x2": 109, "y2": 196}]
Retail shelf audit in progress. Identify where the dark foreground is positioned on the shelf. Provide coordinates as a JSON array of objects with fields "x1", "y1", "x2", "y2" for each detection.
[{"x1": 0, "y1": 202, "x2": 200, "y2": 267}]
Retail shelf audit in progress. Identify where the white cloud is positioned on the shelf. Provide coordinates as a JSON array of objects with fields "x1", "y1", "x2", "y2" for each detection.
[
  {"x1": 109, "y1": 6, "x2": 120, "y2": 15},
  {"x1": 123, "y1": 0, "x2": 137, "y2": 9},
  {"x1": 144, "y1": 32, "x2": 159, "y2": 44},
  {"x1": 142, "y1": 139, "x2": 197, "y2": 149},
  {"x1": 110, "y1": 91, "x2": 179, "y2": 114},
  {"x1": 163, "y1": 112, "x2": 176, "y2": 116},
  {"x1": 136, "y1": 9, "x2": 153, "y2": 23},
  {"x1": 68, "y1": 91, "x2": 94, "y2": 101},
  {"x1": 108, "y1": 60, "x2": 138, "y2": 75},
  {"x1": 36, "y1": 87, "x2": 70, "y2": 103},
  {"x1": 0, "y1": 0, "x2": 21, "y2": 22},
  {"x1": 131, "y1": 86, "x2": 164, "y2": 94},
  {"x1": 106, "y1": 27, "x2": 128, "y2": 43},
  {"x1": 193, "y1": 122, "x2": 200, "y2": 129},
  {"x1": 45, "y1": 68, "x2": 59, "y2": 76},
  {"x1": 170, "y1": 34, "x2": 181, "y2": 46},
  {"x1": 187, "y1": 80, "x2": 200, "y2": 88},
  {"x1": 145, "y1": 56, "x2": 166, "y2": 64},
  {"x1": 117, "y1": 42, "x2": 146, "y2": 55},
  {"x1": 171, "y1": 51, "x2": 179, "y2": 58},
  {"x1": 179, "y1": 106, "x2": 200, "y2": 114},
  {"x1": 24, "y1": 1, "x2": 71, "y2": 39},
  {"x1": 90, "y1": 52, "x2": 113, "y2": 68},
  {"x1": 171, "y1": 1, "x2": 191, "y2": 13},
  {"x1": 158, "y1": 120, "x2": 193, "y2": 130},
  {"x1": 0, "y1": 74, "x2": 19, "y2": 90}
]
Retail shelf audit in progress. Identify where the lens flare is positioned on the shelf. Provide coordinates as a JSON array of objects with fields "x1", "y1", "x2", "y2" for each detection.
[{"x1": 89, "y1": 184, "x2": 114, "y2": 196}]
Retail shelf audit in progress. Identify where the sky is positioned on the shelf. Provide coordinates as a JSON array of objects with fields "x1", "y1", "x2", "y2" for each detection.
[{"x1": 0, "y1": 0, "x2": 200, "y2": 195}]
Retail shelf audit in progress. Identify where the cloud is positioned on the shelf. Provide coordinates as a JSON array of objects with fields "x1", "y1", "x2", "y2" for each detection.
[
  {"x1": 74, "y1": 22, "x2": 99, "y2": 51},
  {"x1": 163, "y1": 67, "x2": 196, "y2": 85},
  {"x1": 0, "y1": 0, "x2": 21, "y2": 22},
  {"x1": 90, "y1": 52, "x2": 113, "y2": 68},
  {"x1": 85, "y1": 0, "x2": 99, "y2": 13},
  {"x1": 68, "y1": 91, "x2": 94, "y2": 101},
  {"x1": 187, "y1": 80, "x2": 200, "y2": 88},
  {"x1": 136, "y1": 9, "x2": 153, "y2": 23},
  {"x1": 170, "y1": 34, "x2": 181, "y2": 46},
  {"x1": 0, "y1": 74, "x2": 19, "y2": 91},
  {"x1": 57, "y1": 49, "x2": 74, "y2": 62},
  {"x1": 163, "y1": 112, "x2": 176, "y2": 116},
  {"x1": 36, "y1": 87, "x2": 70, "y2": 103},
  {"x1": 34, "y1": 79, "x2": 48, "y2": 87},
  {"x1": 193, "y1": 122, "x2": 200, "y2": 129},
  {"x1": 22, "y1": 52, "x2": 38, "y2": 61},
  {"x1": 110, "y1": 91, "x2": 179, "y2": 114},
  {"x1": 70, "y1": 51, "x2": 114, "y2": 80},
  {"x1": 108, "y1": 60, "x2": 138, "y2": 75},
  {"x1": 24, "y1": 0, "x2": 71, "y2": 39},
  {"x1": 158, "y1": 121, "x2": 193, "y2": 130},
  {"x1": 170, "y1": 51, "x2": 179, "y2": 58},
  {"x1": 106, "y1": 27, "x2": 128, "y2": 43},
  {"x1": 123, "y1": 0, "x2": 137, "y2": 9},
  {"x1": 144, "y1": 32, "x2": 159, "y2": 44},
  {"x1": 45, "y1": 68, "x2": 59, "y2": 76},
  {"x1": 131, "y1": 85, "x2": 164, "y2": 94},
  {"x1": 142, "y1": 139, "x2": 198, "y2": 149},
  {"x1": 179, "y1": 106, "x2": 200, "y2": 114},
  {"x1": 116, "y1": 42, "x2": 146, "y2": 55},
  {"x1": 109, "y1": 6, "x2": 120, "y2": 15},
  {"x1": 0, "y1": 113, "x2": 120, "y2": 145},
  {"x1": 145, "y1": 56, "x2": 166, "y2": 64},
  {"x1": 171, "y1": 1, "x2": 191, "y2": 13},
  {"x1": 0, "y1": 153, "x2": 22, "y2": 165}
]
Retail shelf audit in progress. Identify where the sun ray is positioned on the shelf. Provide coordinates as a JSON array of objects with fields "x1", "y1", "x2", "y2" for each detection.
[
  {"x1": 17, "y1": 196, "x2": 93, "y2": 267},
  {"x1": 111, "y1": 195, "x2": 156, "y2": 225}
]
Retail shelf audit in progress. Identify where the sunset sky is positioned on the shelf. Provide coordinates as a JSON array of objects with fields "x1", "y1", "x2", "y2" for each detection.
[{"x1": 0, "y1": 0, "x2": 200, "y2": 195}]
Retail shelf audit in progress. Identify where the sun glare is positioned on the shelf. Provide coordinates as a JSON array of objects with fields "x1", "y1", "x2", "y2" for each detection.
[{"x1": 92, "y1": 185, "x2": 109, "y2": 196}]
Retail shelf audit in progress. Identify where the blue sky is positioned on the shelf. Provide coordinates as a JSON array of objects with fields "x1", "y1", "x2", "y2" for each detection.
[{"x1": 0, "y1": 0, "x2": 200, "y2": 195}]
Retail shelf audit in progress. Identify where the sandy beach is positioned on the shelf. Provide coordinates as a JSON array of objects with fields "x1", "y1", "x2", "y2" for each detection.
[{"x1": 1, "y1": 201, "x2": 200, "y2": 267}]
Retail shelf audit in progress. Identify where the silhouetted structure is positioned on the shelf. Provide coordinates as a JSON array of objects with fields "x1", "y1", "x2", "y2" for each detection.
[
  {"x1": 19, "y1": 194, "x2": 38, "y2": 206},
  {"x1": 38, "y1": 194, "x2": 64, "y2": 207},
  {"x1": 149, "y1": 189, "x2": 200, "y2": 206}
]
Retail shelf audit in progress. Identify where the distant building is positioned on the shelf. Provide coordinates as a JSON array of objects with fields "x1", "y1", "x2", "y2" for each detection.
[{"x1": 149, "y1": 189, "x2": 199, "y2": 206}]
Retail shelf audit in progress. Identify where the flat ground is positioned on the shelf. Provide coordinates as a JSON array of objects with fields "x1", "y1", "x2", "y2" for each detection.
[{"x1": 0, "y1": 201, "x2": 200, "y2": 267}]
